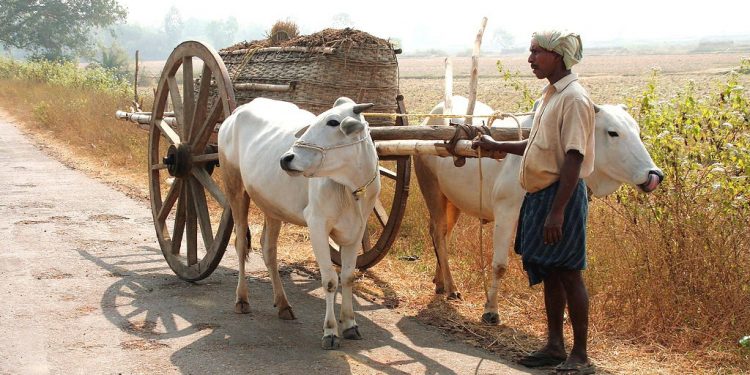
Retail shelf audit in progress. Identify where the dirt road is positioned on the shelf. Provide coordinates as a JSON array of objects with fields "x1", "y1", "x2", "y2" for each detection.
[{"x1": 0, "y1": 115, "x2": 537, "y2": 374}]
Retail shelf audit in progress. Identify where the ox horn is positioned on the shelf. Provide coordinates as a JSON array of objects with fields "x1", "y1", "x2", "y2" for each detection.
[{"x1": 352, "y1": 103, "x2": 375, "y2": 114}]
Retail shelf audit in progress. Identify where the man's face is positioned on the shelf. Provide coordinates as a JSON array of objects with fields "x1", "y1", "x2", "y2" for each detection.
[{"x1": 528, "y1": 39, "x2": 562, "y2": 79}]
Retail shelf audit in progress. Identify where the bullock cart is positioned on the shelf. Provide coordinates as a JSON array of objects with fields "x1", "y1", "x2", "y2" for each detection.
[{"x1": 116, "y1": 35, "x2": 528, "y2": 281}]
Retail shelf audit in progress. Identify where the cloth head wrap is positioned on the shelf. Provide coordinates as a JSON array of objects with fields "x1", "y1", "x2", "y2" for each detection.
[{"x1": 532, "y1": 30, "x2": 583, "y2": 70}]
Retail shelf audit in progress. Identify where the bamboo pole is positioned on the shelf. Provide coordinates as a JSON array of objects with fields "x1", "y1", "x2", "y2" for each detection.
[
  {"x1": 133, "y1": 50, "x2": 139, "y2": 108},
  {"x1": 375, "y1": 140, "x2": 506, "y2": 159},
  {"x1": 222, "y1": 46, "x2": 335, "y2": 55},
  {"x1": 115, "y1": 111, "x2": 529, "y2": 142},
  {"x1": 369, "y1": 125, "x2": 529, "y2": 141},
  {"x1": 443, "y1": 57, "x2": 453, "y2": 126},
  {"x1": 465, "y1": 17, "x2": 488, "y2": 125},
  {"x1": 234, "y1": 82, "x2": 293, "y2": 92}
]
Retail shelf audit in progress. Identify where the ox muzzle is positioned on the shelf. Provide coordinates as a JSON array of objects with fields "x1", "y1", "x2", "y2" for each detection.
[{"x1": 639, "y1": 169, "x2": 665, "y2": 193}]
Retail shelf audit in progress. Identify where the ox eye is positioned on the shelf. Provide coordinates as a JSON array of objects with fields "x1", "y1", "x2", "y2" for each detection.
[
  {"x1": 326, "y1": 119, "x2": 340, "y2": 127},
  {"x1": 608, "y1": 131, "x2": 619, "y2": 137}
]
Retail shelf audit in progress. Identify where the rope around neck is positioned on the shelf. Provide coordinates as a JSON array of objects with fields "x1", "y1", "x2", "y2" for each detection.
[{"x1": 292, "y1": 132, "x2": 376, "y2": 199}]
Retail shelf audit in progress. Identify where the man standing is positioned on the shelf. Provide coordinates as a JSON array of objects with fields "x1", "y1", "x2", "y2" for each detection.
[{"x1": 472, "y1": 30, "x2": 595, "y2": 374}]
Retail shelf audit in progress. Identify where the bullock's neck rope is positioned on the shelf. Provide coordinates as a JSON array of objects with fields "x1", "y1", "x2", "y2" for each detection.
[{"x1": 292, "y1": 132, "x2": 378, "y2": 200}]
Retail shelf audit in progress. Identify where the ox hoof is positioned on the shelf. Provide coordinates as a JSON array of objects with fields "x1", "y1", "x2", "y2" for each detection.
[
  {"x1": 447, "y1": 291, "x2": 462, "y2": 300},
  {"x1": 343, "y1": 326, "x2": 362, "y2": 340},
  {"x1": 481, "y1": 312, "x2": 500, "y2": 325},
  {"x1": 321, "y1": 335, "x2": 341, "y2": 350},
  {"x1": 278, "y1": 306, "x2": 296, "y2": 320},
  {"x1": 434, "y1": 285, "x2": 445, "y2": 295},
  {"x1": 234, "y1": 301, "x2": 251, "y2": 314}
]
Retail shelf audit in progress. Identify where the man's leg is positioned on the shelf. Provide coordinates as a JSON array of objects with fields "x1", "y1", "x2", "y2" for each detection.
[
  {"x1": 543, "y1": 270, "x2": 567, "y2": 356},
  {"x1": 559, "y1": 269, "x2": 589, "y2": 364},
  {"x1": 519, "y1": 270, "x2": 567, "y2": 367}
]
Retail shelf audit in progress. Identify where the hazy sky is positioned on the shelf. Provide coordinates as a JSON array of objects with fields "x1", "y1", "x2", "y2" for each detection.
[{"x1": 120, "y1": 0, "x2": 750, "y2": 50}]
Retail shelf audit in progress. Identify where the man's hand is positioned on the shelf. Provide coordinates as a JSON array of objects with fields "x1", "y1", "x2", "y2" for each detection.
[
  {"x1": 472, "y1": 137, "x2": 528, "y2": 157},
  {"x1": 543, "y1": 209, "x2": 564, "y2": 245},
  {"x1": 471, "y1": 135, "x2": 501, "y2": 151},
  {"x1": 471, "y1": 135, "x2": 507, "y2": 159}
]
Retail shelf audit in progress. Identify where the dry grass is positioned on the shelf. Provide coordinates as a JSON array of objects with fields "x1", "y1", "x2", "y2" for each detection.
[{"x1": 1, "y1": 52, "x2": 749, "y2": 374}]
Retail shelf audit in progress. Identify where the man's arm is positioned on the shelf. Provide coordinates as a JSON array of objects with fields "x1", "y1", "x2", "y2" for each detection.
[
  {"x1": 544, "y1": 150, "x2": 583, "y2": 245},
  {"x1": 471, "y1": 135, "x2": 528, "y2": 157}
]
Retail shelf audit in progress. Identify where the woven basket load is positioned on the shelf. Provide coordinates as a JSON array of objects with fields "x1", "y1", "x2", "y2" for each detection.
[{"x1": 218, "y1": 28, "x2": 400, "y2": 126}]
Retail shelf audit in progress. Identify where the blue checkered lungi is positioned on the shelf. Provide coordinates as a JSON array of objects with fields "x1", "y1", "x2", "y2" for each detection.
[{"x1": 514, "y1": 179, "x2": 588, "y2": 286}]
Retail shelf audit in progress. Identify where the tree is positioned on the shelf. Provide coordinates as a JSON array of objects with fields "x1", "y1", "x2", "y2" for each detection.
[
  {"x1": 490, "y1": 28, "x2": 515, "y2": 53},
  {"x1": 0, "y1": 0, "x2": 126, "y2": 60},
  {"x1": 206, "y1": 17, "x2": 239, "y2": 48},
  {"x1": 163, "y1": 6, "x2": 184, "y2": 45},
  {"x1": 95, "y1": 42, "x2": 129, "y2": 79},
  {"x1": 331, "y1": 13, "x2": 354, "y2": 28}
]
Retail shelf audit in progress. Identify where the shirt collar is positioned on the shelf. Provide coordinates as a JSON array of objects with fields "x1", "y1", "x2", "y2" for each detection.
[{"x1": 542, "y1": 73, "x2": 579, "y2": 96}]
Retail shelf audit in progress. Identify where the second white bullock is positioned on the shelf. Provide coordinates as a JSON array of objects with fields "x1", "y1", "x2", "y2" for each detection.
[
  {"x1": 414, "y1": 96, "x2": 664, "y2": 324},
  {"x1": 218, "y1": 97, "x2": 379, "y2": 349}
]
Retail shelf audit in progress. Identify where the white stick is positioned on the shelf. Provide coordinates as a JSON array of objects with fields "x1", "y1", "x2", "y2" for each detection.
[
  {"x1": 443, "y1": 57, "x2": 453, "y2": 126},
  {"x1": 465, "y1": 17, "x2": 488, "y2": 125}
]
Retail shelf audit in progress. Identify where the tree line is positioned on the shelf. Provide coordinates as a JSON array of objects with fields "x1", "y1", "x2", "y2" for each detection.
[{"x1": 0, "y1": 1, "x2": 263, "y2": 63}]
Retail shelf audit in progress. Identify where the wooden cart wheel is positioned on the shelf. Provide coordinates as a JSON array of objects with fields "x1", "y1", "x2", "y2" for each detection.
[
  {"x1": 330, "y1": 95, "x2": 412, "y2": 270},
  {"x1": 149, "y1": 41, "x2": 237, "y2": 281}
]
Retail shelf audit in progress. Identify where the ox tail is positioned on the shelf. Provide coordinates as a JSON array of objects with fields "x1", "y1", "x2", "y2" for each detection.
[{"x1": 244, "y1": 228, "x2": 252, "y2": 263}]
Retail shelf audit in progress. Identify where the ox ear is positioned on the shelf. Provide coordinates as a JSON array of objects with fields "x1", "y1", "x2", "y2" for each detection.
[
  {"x1": 294, "y1": 125, "x2": 310, "y2": 138},
  {"x1": 334, "y1": 97, "x2": 355, "y2": 108},
  {"x1": 340, "y1": 117, "x2": 364, "y2": 136},
  {"x1": 593, "y1": 104, "x2": 601, "y2": 113}
]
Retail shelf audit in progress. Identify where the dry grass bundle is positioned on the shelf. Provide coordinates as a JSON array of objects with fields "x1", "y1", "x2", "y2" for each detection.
[
  {"x1": 220, "y1": 27, "x2": 392, "y2": 53},
  {"x1": 266, "y1": 19, "x2": 299, "y2": 44}
]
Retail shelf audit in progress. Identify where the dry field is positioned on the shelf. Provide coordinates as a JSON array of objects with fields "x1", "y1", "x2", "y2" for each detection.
[{"x1": 2, "y1": 51, "x2": 749, "y2": 374}]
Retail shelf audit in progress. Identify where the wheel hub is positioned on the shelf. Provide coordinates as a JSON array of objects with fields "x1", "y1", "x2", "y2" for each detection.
[{"x1": 163, "y1": 143, "x2": 192, "y2": 178}]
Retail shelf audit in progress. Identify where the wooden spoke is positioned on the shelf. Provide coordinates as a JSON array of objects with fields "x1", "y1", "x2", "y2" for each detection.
[
  {"x1": 192, "y1": 98, "x2": 224, "y2": 153},
  {"x1": 185, "y1": 178, "x2": 198, "y2": 266},
  {"x1": 156, "y1": 119, "x2": 180, "y2": 145},
  {"x1": 361, "y1": 225, "x2": 371, "y2": 255},
  {"x1": 171, "y1": 184, "x2": 187, "y2": 255},
  {"x1": 191, "y1": 64, "x2": 213, "y2": 142},
  {"x1": 148, "y1": 41, "x2": 236, "y2": 281},
  {"x1": 192, "y1": 167, "x2": 227, "y2": 207},
  {"x1": 167, "y1": 76, "x2": 185, "y2": 135},
  {"x1": 189, "y1": 175, "x2": 214, "y2": 247},
  {"x1": 182, "y1": 57, "x2": 195, "y2": 141},
  {"x1": 157, "y1": 179, "x2": 183, "y2": 223},
  {"x1": 373, "y1": 199, "x2": 389, "y2": 227},
  {"x1": 379, "y1": 166, "x2": 398, "y2": 180},
  {"x1": 192, "y1": 153, "x2": 219, "y2": 164}
]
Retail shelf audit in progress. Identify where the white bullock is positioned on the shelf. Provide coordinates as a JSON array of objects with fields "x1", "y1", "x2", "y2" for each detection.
[
  {"x1": 218, "y1": 97, "x2": 380, "y2": 349},
  {"x1": 414, "y1": 96, "x2": 664, "y2": 324}
]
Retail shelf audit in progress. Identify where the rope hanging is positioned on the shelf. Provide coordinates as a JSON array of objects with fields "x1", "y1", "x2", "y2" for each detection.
[{"x1": 474, "y1": 111, "x2": 526, "y2": 300}]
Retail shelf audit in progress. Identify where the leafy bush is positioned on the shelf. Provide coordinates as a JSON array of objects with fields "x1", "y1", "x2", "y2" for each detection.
[
  {"x1": 589, "y1": 67, "x2": 750, "y2": 353},
  {"x1": 495, "y1": 61, "x2": 535, "y2": 111},
  {"x1": 0, "y1": 57, "x2": 129, "y2": 95}
]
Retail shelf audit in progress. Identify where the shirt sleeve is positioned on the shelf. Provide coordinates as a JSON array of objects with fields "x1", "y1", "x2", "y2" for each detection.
[{"x1": 561, "y1": 96, "x2": 594, "y2": 156}]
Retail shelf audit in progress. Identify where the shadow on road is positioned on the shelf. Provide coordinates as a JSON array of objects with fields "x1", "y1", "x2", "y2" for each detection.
[{"x1": 78, "y1": 246, "x2": 538, "y2": 374}]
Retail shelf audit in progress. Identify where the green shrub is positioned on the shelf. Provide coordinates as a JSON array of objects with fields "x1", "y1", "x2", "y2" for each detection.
[
  {"x1": 0, "y1": 57, "x2": 129, "y2": 95},
  {"x1": 591, "y1": 66, "x2": 750, "y2": 351}
]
